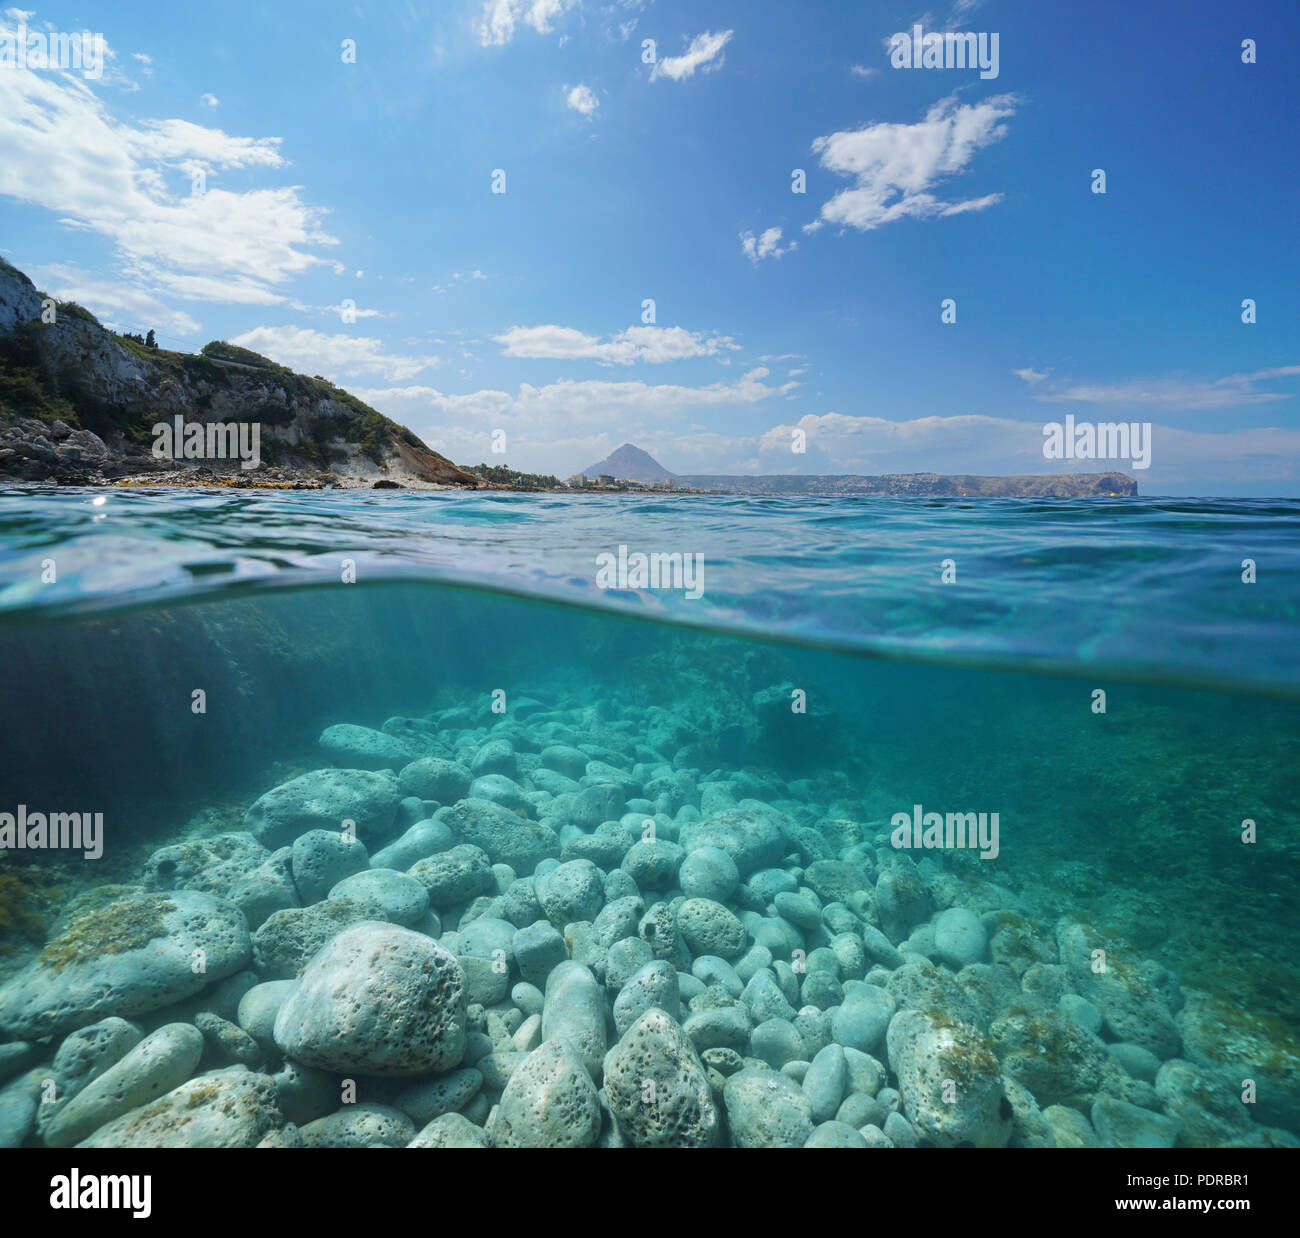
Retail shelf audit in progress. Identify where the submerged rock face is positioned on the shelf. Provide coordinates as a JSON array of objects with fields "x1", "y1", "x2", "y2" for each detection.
[
  {"x1": 243, "y1": 769, "x2": 404, "y2": 849},
  {"x1": 438, "y1": 797, "x2": 559, "y2": 872},
  {"x1": 603, "y1": 1008, "x2": 718, "y2": 1148},
  {"x1": 0, "y1": 891, "x2": 251, "y2": 1039},
  {"x1": 886, "y1": 1009, "x2": 1012, "y2": 1148},
  {"x1": 273, "y1": 922, "x2": 466, "y2": 1076},
  {"x1": 489, "y1": 1039, "x2": 602, "y2": 1148},
  {"x1": 76, "y1": 1066, "x2": 283, "y2": 1148}
]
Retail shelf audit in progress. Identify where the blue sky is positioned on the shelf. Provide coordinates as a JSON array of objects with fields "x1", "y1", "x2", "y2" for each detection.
[{"x1": 1, "y1": 0, "x2": 1298, "y2": 492}]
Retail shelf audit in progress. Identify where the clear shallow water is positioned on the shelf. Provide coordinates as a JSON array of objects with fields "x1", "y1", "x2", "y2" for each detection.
[
  {"x1": 1, "y1": 488, "x2": 1298, "y2": 696},
  {"x1": 0, "y1": 488, "x2": 1297, "y2": 1148}
]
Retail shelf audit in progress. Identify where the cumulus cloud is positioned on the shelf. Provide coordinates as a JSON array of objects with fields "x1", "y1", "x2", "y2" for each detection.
[
  {"x1": 30, "y1": 263, "x2": 200, "y2": 336},
  {"x1": 1013, "y1": 367, "x2": 1048, "y2": 385},
  {"x1": 740, "y1": 227, "x2": 794, "y2": 264},
  {"x1": 805, "y1": 93, "x2": 1017, "y2": 233},
  {"x1": 354, "y1": 368, "x2": 793, "y2": 438},
  {"x1": 229, "y1": 325, "x2": 439, "y2": 383},
  {"x1": 199, "y1": 93, "x2": 219, "y2": 108},
  {"x1": 0, "y1": 17, "x2": 336, "y2": 310},
  {"x1": 493, "y1": 323, "x2": 739, "y2": 364},
  {"x1": 650, "y1": 30, "x2": 733, "y2": 81},
  {"x1": 565, "y1": 83, "x2": 599, "y2": 116},
  {"x1": 478, "y1": 0, "x2": 579, "y2": 46}
]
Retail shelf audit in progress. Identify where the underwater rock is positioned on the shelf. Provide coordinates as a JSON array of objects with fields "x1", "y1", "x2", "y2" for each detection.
[
  {"x1": 1090, "y1": 1095, "x2": 1179, "y2": 1148},
  {"x1": 43, "y1": 1022, "x2": 204, "y2": 1148},
  {"x1": 438, "y1": 798, "x2": 559, "y2": 872},
  {"x1": 801, "y1": 1045, "x2": 848, "y2": 1124},
  {"x1": 886, "y1": 1009, "x2": 1012, "y2": 1148},
  {"x1": 805, "y1": 1119, "x2": 869, "y2": 1148},
  {"x1": 831, "y1": 984, "x2": 896, "y2": 1054},
  {"x1": 34, "y1": 1017, "x2": 141, "y2": 1138},
  {"x1": 934, "y1": 907, "x2": 989, "y2": 969},
  {"x1": 678, "y1": 846, "x2": 739, "y2": 903},
  {"x1": 468, "y1": 773, "x2": 533, "y2": 813},
  {"x1": 77, "y1": 1065, "x2": 283, "y2": 1148},
  {"x1": 244, "y1": 768, "x2": 404, "y2": 849},
  {"x1": 398, "y1": 756, "x2": 472, "y2": 803},
  {"x1": 470, "y1": 738, "x2": 518, "y2": 778},
  {"x1": 489, "y1": 1039, "x2": 601, "y2": 1148},
  {"x1": 291, "y1": 829, "x2": 369, "y2": 904},
  {"x1": 512, "y1": 921, "x2": 568, "y2": 987},
  {"x1": 0, "y1": 890, "x2": 251, "y2": 1039},
  {"x1": 392, "y1": 1067, "x2": 483, "y2": 1125},
  {"x1": 621, "y1": 838, "x2": 683, "y2": 890},
  {"x1": 369, "y1": 818, "x2": 456, "y2": 871},
  {"x1": 408, "y1": 844, "x2": 495, "y2": 908},
  {"x1": 300, "y1": 1103, "x2": 415, "y2": 1148},
  {"x1": 0, "y1": 1067, "x2": 45, "y2": 1148},
  {"x1": 142, "y1": 832, "x2": 269, "y2": 896},
  {"x1": 194, "y1": 1011, "x2": 263, "y2": 1068},
  {"x1": 252, "y1": 896, "x2": 392, "y2": 979},
  {"x1": 1154, "y1": 1059, "x2": 1252, "y2": 1146},
  {"x1": 678, "y1": 805, "x2": 787, "y2": 877},
  {"x1": 408, "y1": 1111, "x2": 490, "y2": 1148},
  {"x1": 236, "y1": 980, "x2": 296, "y2": 1048},
  {"x1": 723, "y1": 1066, "x2": 815, "y2": 1148},
  {"x1": 0, "y1": 1041, "x2": 43, "y2": 1087},
  {"x1": 318, "y1": 723, "x2": 417, "y2": 771},
  {"x1": 1056, "y1": 922, "x2": 1180, "y2": 1058},
  {"x1": 603, "y1": 1008, "x2": 718, "y2": 1148},
  {"x1": 536, "y1": 859, "x2": 605, "y2": 927},
  {"x1": 327, "y1": 868, "x2": 429, "y2": 927},
  {"x1": 274, "y1": 922, "x2": 466, "y2": 1077},
  {"x1": 542, "y1": 961, "x2": 607, "y2": 1082},
  {"x1": 676, "y1": 898, "x2": 747, "y2": 960},
  {"x1": 613, "y1": 960, "x2": 680, "y2": 1038},
  {"x1": 1175, "y1": 988, "x2": 1300, "y2": 1131}
]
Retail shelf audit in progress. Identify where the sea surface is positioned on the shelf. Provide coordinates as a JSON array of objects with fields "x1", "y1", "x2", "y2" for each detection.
[{"x1": 0, "y1": 488, "x2": 1297, "y2": 1148}]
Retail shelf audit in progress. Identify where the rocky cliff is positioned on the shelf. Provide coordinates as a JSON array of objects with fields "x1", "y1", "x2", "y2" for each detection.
[{"x1": 0, "y1": 259, "x2": 482, "y2": 488}]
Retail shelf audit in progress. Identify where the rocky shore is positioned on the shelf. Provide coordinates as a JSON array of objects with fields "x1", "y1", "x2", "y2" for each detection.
[{"x1": 0, "y1": 693, "x2": 1294, "y2": 1149}]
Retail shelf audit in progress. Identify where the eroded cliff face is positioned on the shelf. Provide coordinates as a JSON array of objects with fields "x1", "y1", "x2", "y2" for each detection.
[{"x1": 0, "y1": 261, "x2": 483, "y2": 488}]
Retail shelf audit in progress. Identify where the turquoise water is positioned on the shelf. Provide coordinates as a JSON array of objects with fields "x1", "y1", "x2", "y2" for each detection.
[{"x1": 0, "y1": 488, "x2": 1297, "y2": 1148}]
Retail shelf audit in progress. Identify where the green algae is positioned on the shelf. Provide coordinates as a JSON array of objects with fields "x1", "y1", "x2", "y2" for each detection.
[{"x1": 38, "y1": 893, "x2": 175, "y2": 969}]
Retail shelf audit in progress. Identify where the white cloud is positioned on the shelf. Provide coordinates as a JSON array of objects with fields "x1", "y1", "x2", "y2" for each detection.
[
  {"x1": 0, "y1": 18, "x2": 336, "y2": 308},
  {"x1": 1030, "y1": 365, "x2": 1300, "y2": 411},
  {"x1": 1013, "y1": 367, "x2": 1048, "y2": 385},
  {"x1": 849, "y1": 64, "x2": 877, "y2": 79},
  {"x1": 805, "y1": 93, "x2": 1017, "y2": 233},
  {"x1": 131, "y1": 52, "x2": 152, "y2": 65},
  {"x1": 494, "y1": 323, "x2": 739, "y2": 364},
  {"x1": 199, "y1": 93, "x2": 219, "y2": 108},
  {"x1": 354, "y1": 367, "x2": 792, "y2": 435},
  {"x1": 229, "y1": 325, "x2": 439, "y2": 383},
  {"x1": 477, "y1": 0, "x2": 579, "y2": 46},
  {"x1": 650, "y1": 30, "x2": 733, "y2": 81},
  {"x1": 30, "y1": 263, "x2": 200, "y2": 336},
  {"x1": 740, "y1": 227, "x2": 794, "y2": 264},
  {"x1": 565, "y1": 83, "x2": 599, "y2": 117}
]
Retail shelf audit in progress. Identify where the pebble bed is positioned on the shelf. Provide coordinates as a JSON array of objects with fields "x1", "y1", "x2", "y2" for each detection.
[{"x1": 0, "y1": 698, "x2": 1296, "y2": 1149}]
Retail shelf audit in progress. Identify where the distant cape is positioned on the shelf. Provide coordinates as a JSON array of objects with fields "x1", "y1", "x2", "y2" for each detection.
[{"x1": 579, "y1": 443, "x2": 676, "y2": 481}]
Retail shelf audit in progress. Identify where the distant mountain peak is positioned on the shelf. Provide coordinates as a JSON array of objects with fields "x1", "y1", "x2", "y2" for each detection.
[{"x1": 580, "y1": 443, "x2": 675, "y2": 481}]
